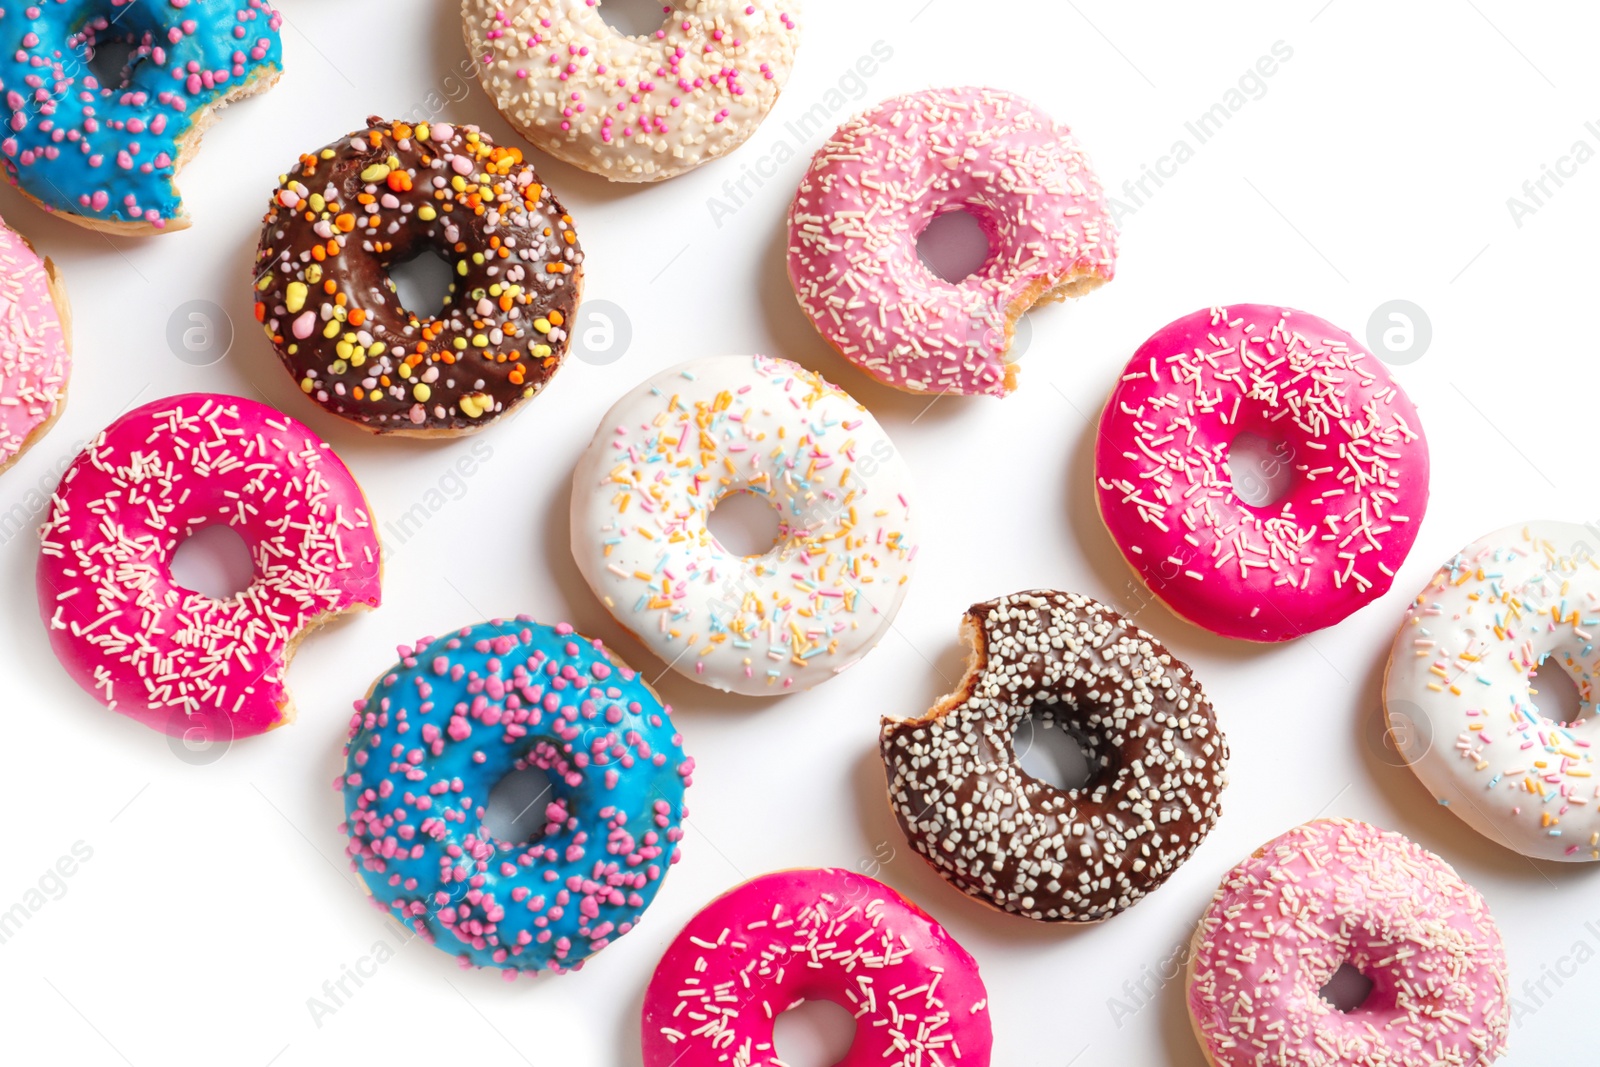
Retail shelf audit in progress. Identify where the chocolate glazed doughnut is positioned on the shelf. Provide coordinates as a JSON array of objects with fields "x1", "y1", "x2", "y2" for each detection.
[
  {"x1": 254, "y1": 117, "x2": 583, "y2": 435},
  {"x1": 880, "y1": 590, "x2": 1228, "y2": 923}
]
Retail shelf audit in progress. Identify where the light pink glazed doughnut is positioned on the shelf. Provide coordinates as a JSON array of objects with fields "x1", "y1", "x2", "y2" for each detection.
[
  {"x1": 1186, "y1": 819, "x2": 1510, "y2": 1067},
  {"x1": 642, "y1": 868, "x2": 992, "y2": 1066},
  {"x1": 0, "y1": 215, "x2": 69, "y2": 475},
  {"x1": 1095, "y1": 304, "x2": 1429, "y2": 642},
  {"x1": 38, "y1": 393, "x2": 382, "y2": 740},
  {"x1": 787, "y1": 86, "x2": 1116, "y2": 398}
]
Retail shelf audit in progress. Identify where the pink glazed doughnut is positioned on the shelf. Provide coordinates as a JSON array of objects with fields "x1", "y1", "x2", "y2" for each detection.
[
  {"x1": 38, "y1": 393, "x2": 382, "y2": 740},
  {"x1": 1186, "y1": 819, "x2": 1510, "y2": 1067},
  {"x1": 787, "y1": 86, "x2": 1116, "y2": 398},
  {"x1": 641, "y1": 868, "x2": 992, "y2": 1066},
  {"x1": 0, "y1": 214, "x2": 70, "y2": 474},
  {"x1": 1095, "y1": 304, "x2": 1429, "y2": 642}
]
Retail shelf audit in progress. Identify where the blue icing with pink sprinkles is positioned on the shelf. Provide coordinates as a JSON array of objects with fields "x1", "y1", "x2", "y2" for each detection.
[
  {"x1": 339, "y1": 618, "x2": 693, "y2": 975},
  {"x1": 0, "y1": 0, "x2": 283, "y2": 226}
]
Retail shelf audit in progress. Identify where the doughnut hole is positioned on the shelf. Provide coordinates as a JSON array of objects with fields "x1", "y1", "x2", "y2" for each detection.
[
  {"x1": 917, "y1": 207, "x2": 993, "y2": 283},
  {"x1": 170, "y1": 525, "x2": 255, "y2": 601},
  {"x1": 83, "y1": 34, "x2": 143, "y2": 91},
  {"x1": 1319, "y1": 962, "x2": 1377, "y2": 1013},
  {"x1": 772, "y1": 999, "x2": 856, "y2": 1067},
  {"x1": 387, "y1": 249, "x2": 457, "y2": 319},
  {"x1": 484, "y1": 766, "x2": 558, "y2": 845},
  {"x1": 1226, "y1": 430, "x2": 1296, "y2": 508},
  {"x1": 596, "y1": 0, "x2": 671, "y2": 37},
  {"x1": 1530, "y1": 659, "x2": 1587, "y2": 725},
  {"x1": 1014, "y1": 703, "x2": 1107, "y2": 793},
  {"x1": 708, "y1": 490, "x2": 782, "y2": 558}
]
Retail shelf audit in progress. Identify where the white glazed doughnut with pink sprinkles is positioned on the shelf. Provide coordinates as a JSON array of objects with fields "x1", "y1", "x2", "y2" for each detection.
[{"x1": 464, "y1": 0, "x2": 802, "y2": 182}]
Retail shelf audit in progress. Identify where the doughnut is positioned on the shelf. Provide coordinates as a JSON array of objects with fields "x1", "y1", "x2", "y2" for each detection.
[
  {"x1": 463, "y1": 1, "x2": 802, "y2": 182},
  {"x1": 1186, "y1": 818, "x2": 1510, "y2": 1067},
  {"x1": 880, "y1": 589, "x2": 1227, "y2": 923},
  {"x1": 0, "y1": 0, "x2": 283, "y2": 234},
  {"x1": 1385, "y1": 521, "x2": 1600, "y2": 861},
  {"x1": 254, "y1": 117, "x2": 583, "y2": 436},
  {"x1": 339, "y1": 617, "x2": 693, "y2": 975},
  {"x1": 570, "y1": 353, "x2": 918, "y2": 695},
  {"x1": 1095, "y1": 304, "x2": 1430, "y2": 642},
  {"x1": 641, "y1": 867, "x2": 992, "y2": 1065},
  {"x1": 37, "y1": 393, "x2": 381, "y2": 739},
  {"x1": 0, "y1": 215, "x2": 70, "y2": 474},
  {"x1": 787, "y1": 87, "x2": 1116, "y2": 397}
]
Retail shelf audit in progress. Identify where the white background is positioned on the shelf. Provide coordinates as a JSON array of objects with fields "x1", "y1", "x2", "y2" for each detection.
[{"x1": 2, "y1": 1, "x2": 1597, "y2": 1064}]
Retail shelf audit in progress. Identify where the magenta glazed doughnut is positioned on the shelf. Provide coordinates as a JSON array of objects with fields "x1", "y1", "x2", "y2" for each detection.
[
  {"x1": 788, "y1": 86, "x2": 1116, "y2": 398},
  {"x1": 1095, "y1": 304, "x2": 1429, "y2": 641},
  {"x1": 641, "y1": 868, "x2": 992, "y2": 1066},
  {"x1": 38, "y1": 394, "x2": 382, "y2": 739},
  {"x1": 1187, "y1": 819, "x2": 1510, "y2": 1067}
]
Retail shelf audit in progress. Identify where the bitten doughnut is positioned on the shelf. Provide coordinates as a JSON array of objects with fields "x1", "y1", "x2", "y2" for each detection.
[
  {"x1": 255, "y1": 117, "x2": 583, "y2": 436},
  {"x1": 1187, "y1": 818, "x2": 1510, "y2": 1067},
  {"x1": 1386, "y1": 522, "x2": 1600, "y2": 861},
  {"x1": 880, "y1": 590, "x2": 1227, "y2": 923},
  {"x1": 0, "y1": 0, "x2": 283, "y2": 234},
  {"x1": 571, "y1": 353, "x2": 918, "y2": 696},
  {"x1": 1096, "y1": 304, "x2": 1430, "y2": 642},
  {"x1": 38, "y1": 394, "x2": 382, "y2": 739},
  {"x1": 787, "y1": 87, "x2": 1116, "y2": 397},
  {"x1": 641, "y1": 868, "x2": 992, "y2": 1065},
  {"x1": 340, "y1": 618, "x2": 692, "y2": 975},
  {"x1": 464, "y1": 1, "x2": 802, "y2": 182},
  {"x1": 0, "y1": 215, "x2": 70, "y2": 474}
]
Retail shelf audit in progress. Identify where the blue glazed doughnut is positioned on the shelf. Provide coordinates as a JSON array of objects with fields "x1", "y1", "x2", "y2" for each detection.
[
  {"x1": 339, "y1": 618, "x2": 694, "y2": 976},
  {"x1": 0, "y1": 0, "x2": 284, "y2": 234}
]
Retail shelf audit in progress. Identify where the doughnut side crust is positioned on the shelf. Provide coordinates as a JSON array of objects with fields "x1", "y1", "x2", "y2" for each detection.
[{"x1": 880, "y1": 589, "x2": 1227, "y2": 922}]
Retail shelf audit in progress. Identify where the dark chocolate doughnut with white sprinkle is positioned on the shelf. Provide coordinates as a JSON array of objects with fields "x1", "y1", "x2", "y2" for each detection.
[
  {"x1": 254, "y1": 117, "x2": 583, "y2": 435},
  {"x1": 880, "y1": 589, "x2": 1228, "y2": 923}
]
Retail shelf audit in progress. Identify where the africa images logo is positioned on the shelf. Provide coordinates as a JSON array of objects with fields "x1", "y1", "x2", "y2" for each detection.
[{"x1": 705, "y1": 41, "x2": 894, "y2": 227}]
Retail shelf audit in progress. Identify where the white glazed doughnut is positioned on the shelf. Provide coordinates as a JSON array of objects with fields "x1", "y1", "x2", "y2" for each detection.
[
  {"x1": 463, "y1": 1, "x2": 802, "y2": 182},
  {"x1": 570, "y1": 354, "x2": 918, "y2": 695},
  {"x1": 1385, "y1": 521, "x2": 1600, "y2": 861}
]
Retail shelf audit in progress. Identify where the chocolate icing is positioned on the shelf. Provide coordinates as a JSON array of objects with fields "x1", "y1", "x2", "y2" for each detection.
[
  {"x1": 880, "y1": 589, "x2": 1228, "y2": 922},
  {"x1": 254, "y1": 117, "x2": 582, "y2": 434}
]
